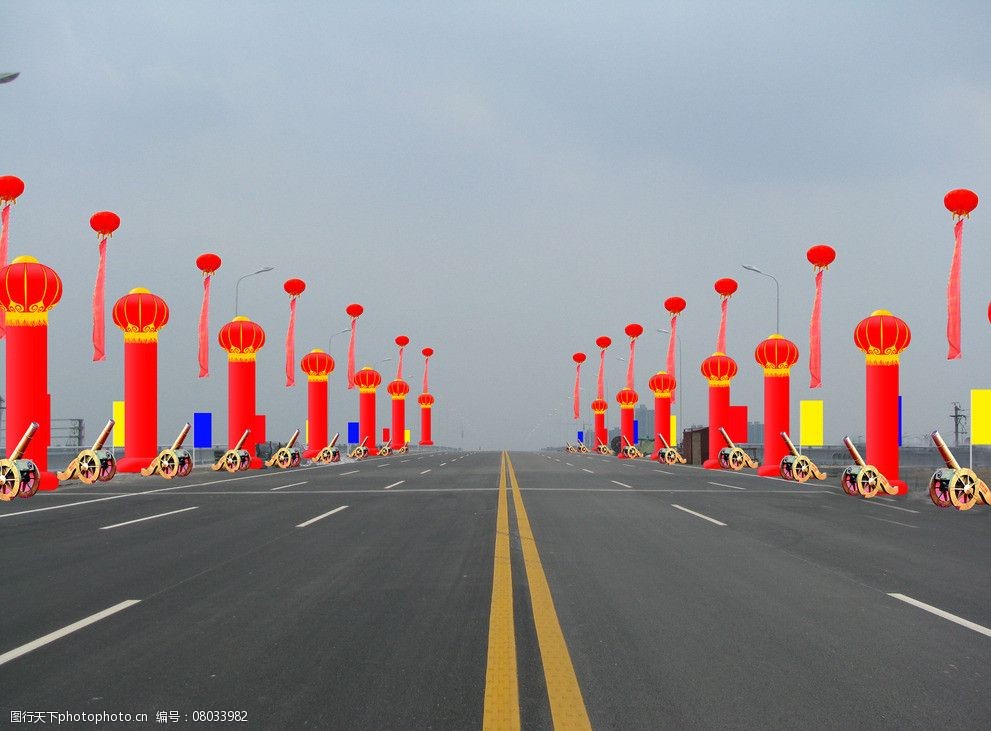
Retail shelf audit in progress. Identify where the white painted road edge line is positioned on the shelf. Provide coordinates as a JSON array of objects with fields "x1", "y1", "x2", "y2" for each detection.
[
  {"x1": 671, "y1": 504, "x2": 727, "y2": 526},
  {"x1": 100, "y1": 506, "x2": 199, "y2": 530},
  {"x1": 610, "y1": 480, "x2": 633, "y2": 489},
  {"x1": 270, "y1": 481, "x2": 310, "y2": 492},
  {"x1": 420, "y1": 469, "x2": 432, "y2": 474},
  {"x1": 582, "y1": 468, "x2": 594, "y2": 473},
  {"x1": 339, "y1": 470, "x2": 359, "y2": 476},
  {"x1": 888, "y1": 593, "x2": 991, "y2": 638},
  {"x1": 296, "y1": 505, "x2": 349, "y2": 528},
  {"x1": 708, "y1": 481, "x2": 746, "y2": 491},
  {"x1": 383, "y1": 481, "x2": 405, "y2": 490},
  {"x1": 0, "y1": 600, "x2": 141, "y2": 667}
]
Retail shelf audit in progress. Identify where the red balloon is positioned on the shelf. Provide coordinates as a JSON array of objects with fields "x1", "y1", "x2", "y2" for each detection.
[
  {"x1": 196, "y1": 252, "x2": 222, "y2": 274},
  {"x1": 664, "y1": 296, "x2": 686, "y2": 314},
  {"x1": 572, "y1": 352, "x2": 587, "y2": 364},
  {"x1": 714, "y1": 278, "x2": 738, "y2": 297},
  {"x1": 422, "y1": 347, "x2": 434, "y2": 357},
  {"x1": 89, "y1": 211, "x2": 121, "y2": 236},
  {"x1": 346, "y1": 303, "x2": 364, "y2": 318},
  {"x1": 595, "y1": 336, "x2": 612, "y2": 349},
  {"x1": 396, "y1": 335, "x2": 410, "y2": 347},
  {"x1": 806, "y1": 244, "x2": 836, "y2": 269},
  {"x1": 625, "y1": 323, "x2": 644, "y2": 338},
  {"x1": 284, "y1": 278, "x2": 306, "y2": 296},
  {"x1": 0, "y1": 175, "x2": 25, "y2": 202},
  {"x1": 944, "y1": 189, "x2": 979, "y2": 217}
]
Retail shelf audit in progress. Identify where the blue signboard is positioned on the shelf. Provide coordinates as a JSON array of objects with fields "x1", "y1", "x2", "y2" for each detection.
[
  {"x1": 633, "y1": 419, "x2": 639, "y2": 443},
  {"x1": 347, "y1": 421, "x2": 360, "y2": 444},
  {"x1": 193, "y1": 412, "x2": 212, "y2": 448},
  {"x1": 898, "y1": 395, "x2": 902, "y2": 447},
  {"x1": 577, "y1": 430, "x2": 584, "y2": 444}
]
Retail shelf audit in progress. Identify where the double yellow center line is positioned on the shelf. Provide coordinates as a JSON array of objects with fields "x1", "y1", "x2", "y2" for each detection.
[{"x1": 483, "y1": 452, "x2": 591, "y2": 730}]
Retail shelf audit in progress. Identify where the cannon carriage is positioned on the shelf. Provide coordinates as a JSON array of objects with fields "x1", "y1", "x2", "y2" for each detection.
[
  {"x1": 620, "y1": 436, "x2": 643, "y2": 459},
  {"x1": 212, "y1": 429, "x2": 252, "y2": 473},
  {"x1": 597, "y1": 443, "x2": 614, "y2": 455},
  {"x1": 778, "y1": 431, "x2": 826, "y2": 483},
  {"x1": 315, "y1": 433, "x2": 342, "y2": 463},
  {"x1": 929, "y1": 430, "x2": 991, "y2": 510},
  {"x1": 348, "y1": 437, "x2": 370, "y2": 460},
  {"x1": 656, "y1": 433, "x2": 686, "y2": 465},
  {"x1": 840, "y1": 436, "x2": 896, "y2": 498},
  {"x1": 378, "y1": 443, "x2": 392, "y2": 457},
  {"x1": 396, "y1": 441, "x2": 410, "y2": 455},
  {"x1": 575, "y1": 440, "x2": 590, "y2": 454},
  {"x1": 141, "y1": 423, "x2": 193, "y2": 479},
  {"x1": 58, "y1": 419, "x2": 117, "y2": 485},
  {"x1": 0, "y1": 423, "x2": 41, "y2": 501},
  {"x1": 716, "y1": 427, "x2": 758, "y2": 471},
  {"x1": 265, "y1": 429, "x2": 302, "y2": 469},
  {"x1": 565, "y1": 442, "x2": 578, "y2": 454}
]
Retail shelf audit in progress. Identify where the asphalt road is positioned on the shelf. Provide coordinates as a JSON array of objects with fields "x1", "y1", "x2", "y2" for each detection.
[{"x1": 1, "y1": 450, "x2": 989, "y2": 729}]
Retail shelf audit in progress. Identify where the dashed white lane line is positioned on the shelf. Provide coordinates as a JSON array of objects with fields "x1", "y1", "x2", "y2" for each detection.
[
  {"x1": 420, "y1": 469, "x2": 432, "y2": 475},
  {"x1": 582, "y1": 468, "x2": 594, "y2": 474},
  {"x1": 565, "y1": 462, "x2": 573, "y2": 466},
  {"x1": 339, "y1": 470, "x2": 359, "y2": 476},
  {"x1": 610, "y1": 480, "x2": 633, "y2": 489},
  {"x1": 100, "y1": 506, "x2": 199, "y2": 530},
  {"x1": 296, "y1": 505, "x2": 349, "y2": 528},
  {"x1": 383, "y1": 481, "x2": 405, "y2": 490},
  {"x1": 866, "y1": 516, "x2": 916, "y2": 529},
  {"x1": 671, "y1": 504, "x2": 726, "y2": 526},
  {"x1": 708, "y1": 481, "x2": 746, "y2": 491},
  {"x1": 440, "y1": 462, "x2": 447, "y2": 466},
  {"x1": 0, "y1": 600, "x2": 141, "y2": 667},
  {"x1": 860, "y1": 499, "x2": 919, "y2": 515},
  {"x1": 401, "y1": 459, "x2": 410, "y2": 463},
  {"x1": 888, "y1": 593, "x2": 991, "y2": 638},
  {"x1": 377, "y1": 463, "x2": 390, "y2": 468},
  {"x1": 654, "y1": 469, "x2": 674, "y2": 475},
  {"x1": 270, "y1": 481, "x2": 310, "y2": 492}
]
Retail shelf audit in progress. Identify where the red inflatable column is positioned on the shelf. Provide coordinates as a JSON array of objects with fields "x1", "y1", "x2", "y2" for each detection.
[
  {"x1": 418, "y1": 393, "x2": 435, "y2": 446},
  {"x1": 0, "y1": 255, "x2": 61, "y2": 490},
  {"x1": 855, "y1": 310, "x2": 911, "y2": 494},
  {"x1": 754, "y1": 335, "x2": 799, "y2": 477},
  {"x1": 616, "y1": 388, "x2": 638, "y2": 457},
  {"x1": 355, "y1": 367, "x2": 382, "y2": 454},
  {"x1": 591, "y1": 399, "x2": 608, "y2": 449},
  {"x1": 388, "y1": 379, "x2": 409, "y2": 450},
  {"x1": 218, "y1": 316, "x2": 266, "y2": 469},
  {"x1": 112, "y1": 288, "x2": 169, "y2": 472},
  {"x1": 300, "y1": 349, "x2": 334, "y2": 458},
  {"x1": 647, "y1": 372, "x2": 676, "y2": 460},
  {"x1": 701, "y1": 353, "x2": 738, "y2": 469}
]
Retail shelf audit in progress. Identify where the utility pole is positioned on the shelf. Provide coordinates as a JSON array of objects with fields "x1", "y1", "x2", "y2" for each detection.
[{"x1": 950, "y1": 401, "x2": 967, "y2": 447}]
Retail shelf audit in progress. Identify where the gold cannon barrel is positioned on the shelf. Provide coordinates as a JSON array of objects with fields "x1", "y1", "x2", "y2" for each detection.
[
  {"x1": 843, "y1": 436, "x2": 866, "y2": 467},
  {"x1": 11, "y1": 422, "x2": 40, "y2": 461},
  {"x1": 658, "y1": 433, "x2": 672, "y2": 450},
  {"x1": 930, "y1": 430, "x2": 960, "y2": 470},
  {"x1": 718, "y1": 426, "x2": 737, "y2": 449},
  {"x1": 286, "y1": 429, "x2": 301, "y2": 449},
  {"x1": 780, "y1": 431, "x2": 800, "y2": 458},
  {"x1": 91, "y1": 419, "x2": 115, "y2": 451},
  {"x1": 328, "y1": 433, "x2": 340, "y2": 448},
  {"x1": 233, "y1": 429, "x2": 251, "y2": 451},
  {"x1": 171, "y1": 423, "x2": 192, "y2": 451}
]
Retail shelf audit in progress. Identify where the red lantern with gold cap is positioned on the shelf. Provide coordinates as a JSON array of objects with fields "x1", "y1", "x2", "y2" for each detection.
[
  {"x1": 389, "y1": 336, "x2": 411, "y2": 451},
  {"x1": 592, "y1": 336, "x2": 612, "y2": 448},
  {"x1": 283, "y1": 278, "x2": 306, "y2": 387},
  {"x1": 647, "y1": 371, "x2": 676, "y2": 459},
  {"x1": 354, "y1": 366, "x2": 382, "y2": 454},
  {"x1": 624, "y1": 323, "x2": 643, "y2": 389},
  {"x1": 0, "y1": 255, "x2": 62, "y2": 492},
  {"x1": 700, "y1": 352, "x2": 738, "y2": 469},
  {"x1": 345, "y1": 303, "x2": 363, "y2": 389},
  {"x1": 806, "y1": 245, "x2": 835, "y2": 388},
  {"x1": 418, "y1": 348, "x2": 435, "y2": 446},
  {"x1": 663, "y1": 296, "x2": 686, "y2": 403},
  {"x1": 112, "y1": 287, "x2": 170, "y2": 472},
  {"x1": 394, "y1": 335, "x2": 410, "y2": 379},
  {"x1": 944, "y1": 189, "x2": 978, "y2": 360},
  {"x1": 754, "y1": 334, "x2": 800, "y2": 476},
  {"x1": 219, "y1": 316, "x2": 267, "y2": 468},
  {"x1": 195, "y1": 253, "x2": 222, "y2": 378},
  {"x1": 300, "y1": 348, "x2": 335, "y2": 458},
  {"x1": 89, "y1": 210, "x2": 121, "y2": 362},
  {"x1": 0, "y1": 175, "x2": 25, "y2": 339},
  {"x1": 572, "y1": 352, "x2": 586, "y2": 420},
  {"x1": 713, "y1": 278, "x2": 737, "y2": 354},
  {"x1": 615, "y1": 386, "x2": 639, "y2": 458}
]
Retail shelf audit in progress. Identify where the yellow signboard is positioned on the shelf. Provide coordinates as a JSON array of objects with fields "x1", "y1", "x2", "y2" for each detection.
[
  {"x1": 800, "y1": 400, "x2": 824, "y2": 447},
  {"x1": 112, "y1": 400, "x2": 125, "y2": 447},
  {"x1": 971, "y1": 390, "x2": 991, "y2": 445}
]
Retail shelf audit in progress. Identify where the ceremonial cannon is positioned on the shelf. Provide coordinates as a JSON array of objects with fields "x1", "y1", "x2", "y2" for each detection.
[
  {"x1": 840, "y1": 436, "x2": 895, "y2": 498},
  {"x1": 716, "y1": 427, "x2": 757, "y2": 471},
  {"x1": 141, "y1": 423, "x2": 193, "y2": 479},
  {"x1": 0, "y1": 423, "x2": 40, "y2": 501},
  {"x1": 213, "y1": 429, "x2": 252, "y2": 473},
  {"x1": 778, "y1": 431, "x2": 826, "y2": 483},
  {"x1": 620, "y1": 436, "x2": 643, "y2": 459},
  {"x1": 656, "y1": 433, "x2": 686, "y2": 465},
  {"x1": 378, "y1": 443, "x2": 392, "y2": 457},
  {"x1": 396, "y1": 441, "x2": 410, "y2": 455},
  {"x1": 575, "y1": 440, "x2": 590, "y2": 454},
  {"x1": 58, "y1": 419, "x2": 117, "y2": 485},
  {"x1": 348, "y1": 437, "x2": 370, "y2": 460},
  {"x1": 929, "y1": 431, "x2": 991, "y2": 510},
  {"x1": 315, "y1": 433, "x2": 341, "y2": 463},
  {"x1": 565, "y1": 442, "x2": 578, "y2": 453},
  {"x1": 265, "y1": 429, "x2": 302, "y2": 469},
  {"x1": 597, "y1": 443, "x2": 614, "y2": 455}
]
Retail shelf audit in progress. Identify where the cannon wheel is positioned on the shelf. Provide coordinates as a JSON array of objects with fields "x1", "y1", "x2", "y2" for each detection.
[
  {"x1": 18, "y1": 468, "x2": 39, "y2": 498},
  {"x1": 238, "y1": 454, "x2": 251, "y2": 471},
  {"x1": 948, "y1": 470, "x2": 979, "y2": 511},
  {"x1": 663, "y1": 449, "x2": 677, "y2": 466},
  {"x1": 223, "y1": 451, "x2": 241, "y2": 473},
  {"x1": 856, "y1": 466, "x2": 882, "y2": 498},
  {"x1": 779, "y1": 458, "x2": 793, "y2": 480},
  {"x1": 159, "y1": 451, "x2": 179, "y2": 480},
  {"x1": 0, "y1": 460, "x2": 22, "y2": 502},
  {"x1": 841, "y1": 471, "x2": 860, "y2": 496},
  {"x1": 76, "y1": 449, "x2": 101, "y2": 485},
  {"x1": 331, "y1": 451, "x2": 341, "y2": 463},
  {"x1": 290, "y1": 452, "x2": 301, "y2": 468},
  {"x1": 728, "y1": 448, "x2": 747, "y2": 471},
  {"x1": 929, "y1": 473, "x2": 951, "y2": 508},
  {"x1": 179, "y1": 456, "x2": 193, "y2": 478},
  {"x1": 275, "y1": 449, "x2": 292, "y2": 469},
  {"x1": 791, "y1": 456, "x2": 812, "y2": 484},
  {"x1": 99, "y1": 456, "x2": 117, "y2": 482}
]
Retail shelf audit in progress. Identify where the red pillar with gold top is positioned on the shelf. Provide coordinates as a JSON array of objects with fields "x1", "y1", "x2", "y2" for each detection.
[
  {"x1": 591, "y1": 399, "x2": 608, "y2": 449},
  {"x1": 218, "y1": 316, "x2": 266, "y2": 469},
  {"x1": 647, "y1": 371, "x2": 676, "y2": 460},
  {"x1": 300, "y1": 349, "x2": 334, "y2": 459},
  {"x1": 388, "y1": 379, "x2": 409, "y2": 450},
  {"x1": 701, "y1": 353, "x2": 738, "y2": 469},
  {"x1": 355, "y1": 367, "x2": 382, "y2": 455},
  {"x1": 418, "y1": 393, "x2": 435, "y2": 446},
  {"x1": 753, "y1": 335, "x2": 799, "y2": 477},
  {"x1": 616, "y1": 387, "x2": 638, "y2": 458}
]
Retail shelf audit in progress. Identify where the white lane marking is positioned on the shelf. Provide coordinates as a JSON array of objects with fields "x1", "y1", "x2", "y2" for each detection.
[
  {"x1": 270, "y1": 481, "x2": 309, "y2": 492},
  {"x1": 99, "y1": 507, "x2": 199, "y2": 530},
  {"x1": 420, "y1": 469, "x2": 432, "y2": 474},
  {"x1": 888, "y1": 593, "x2": 991, "y2": 639},
  {"x1": 866, "y1": 516, "x2": 916, "y2": 529},
  {"x1": 383, "y1": 481, "x2": 405, "y2": 490},
  {"x1": 654, "y1": 469, "x2": 674, "y2": 475},
  {"x1": 296, "y1": 505, "x2": 349, "y2": 528},
  {"x1": 610, "y1": 480, "x2": 633, "y2": 489},
  {"x1": 708, "y1": 481, "x2": 746, "y2": 491},
  {"x1": 440, "y1": 462, "x2": 447, "y2": 466},
  {"x1": 0, "y1": 600, "x2": 141, "y2": 667},
  {"x1": 671, "y1": 504, "x2": 726, "y2": 526},
  {"x1": 401, "y1": 460, "x2": 410, "y2": 463},
  {"x1": 377, "y1": 463, "x2": 389, "y2": 468},
  {"x1": 860, "y1": 499, "x2": 919, "y2": 514},
  {"x1": 339, "y1": 470, "x2": 359, "y2": 476},
  {"x1": 582, "y1": 468, "x2": 594, "y2": 474},
  {"x1": 565, "y1": 462, "x2": 573, "y2": 466}
]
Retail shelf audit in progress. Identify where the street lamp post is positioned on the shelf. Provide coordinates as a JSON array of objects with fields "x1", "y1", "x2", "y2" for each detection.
[
  {"x1": 742, "y1": 264, "x2": 780, "y2": 334},
  {"x1": 234, "y1": 266, "x2": 275, "y2": 315},
  {"x1": 327, "y1": 327, "x2": 350, "y2": 353}
]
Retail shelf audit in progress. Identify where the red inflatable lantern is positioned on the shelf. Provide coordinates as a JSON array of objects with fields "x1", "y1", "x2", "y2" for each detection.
[
  {"x1": 806, "y1": 244, "x2": 835, "y2": 388},
  {"x1": 648, "y1": 371, "x2": 676, "y2": 459},
  {"x1": 624, "y1": 323, "x2": 643, "y2": 389},
  {"x1": 283, "y1": 278, "x2": 306, "y2": 387},
  {"x1": 714, "y1": 278, "x2": 738, "y2": 354},
  {"x1": 89, "y1": 211, "x2": 121, "y2": 362},
  {"x1": 301, "y1": 349, "x2": 334, "y2": 458},
  {"x1": 195, "y1": 253, "x2": 222, "y2": 378},
  {"x1": 387, "y1": 377, "x2": 410, "y2": 450},
  {"x1": 572, "y1": 352, "x2": 586, "y2": 420},
  {"x1": 664, "y1": 296, "x2": 686, "y2": 403},
  {"x1": 421, "y1": 346, "x2": 434, "y2": 392},
  {"x1": 616, "y1": 387, "x2": 639, "y2": 457},
  {"x1": 0, "y1": 175, "x2": 25, "y2": 338},
  {"x1": 345, "y1": 303, "x2": 363, "y2": 389},
  {"x1": 218, "y1": 316, "x2": 267, "y2": 469},
  {"x1": 593, "y1": 336, "x2": 612, "y2": 449},
  {"x1": 395, "y1": 335, "x2": 410, "y2": 379},
  {"x1": 700, "y1": 352, "x2": 738, "y2": 469},
  {"x1": 754, "y1": 335, "x2": 800, "y2": 476},
  {"x1": 944, "y1": 189, "x2": 979, "y2": 360},
  {"x1": 355, "y1": 367, "x2": 382, "y2": 455},
  {"x1": 419, "y1": 348, "x2": 435, "y2": 446}
]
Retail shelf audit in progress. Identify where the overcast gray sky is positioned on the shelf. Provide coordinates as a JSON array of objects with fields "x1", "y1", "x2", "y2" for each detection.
[{"x1": 3, "y1": 1, "x2": 991, "y2": 451}]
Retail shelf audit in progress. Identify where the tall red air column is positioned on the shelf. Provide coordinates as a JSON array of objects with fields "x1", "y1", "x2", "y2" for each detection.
[
  {"x1": 701, "y1": 353, "x2": 738, "y2": 469},
  {"x1": 112, "y1": 288, "x2": 169, "y2": 472},
  {"x1": 648, "y1": 372, "x2": 675, "y2": 460},
  {"x1": 616, "y1": 388, "x2": 638, "y2": 457},
  {"x1": 754, "y1": 335, "x2": 800, "y2": 477},
  {"x1": 355, "y1": 367, "x2": 382, "y2": 454},
  {"x1": 592, "y1": 399, "x2": 608, "y2": 448},
  {"x1": 219, "y1": 316, "x2": 266, "y2": 469},
  {"x1": 418, "y1": 393, "x2": 434, "y2": 446},
  {"x1": 0, "y1": 255, "x2": 61, "y2": 490},
  {"x1": 388, "y1": 380, "x2": 409, "y2": 450},
  {"x1": 855, "y1": 310, "x2": 911, "y2": 494},
  {"x1": 300, "y1": 349, "x2": 334, "y2": 458}
]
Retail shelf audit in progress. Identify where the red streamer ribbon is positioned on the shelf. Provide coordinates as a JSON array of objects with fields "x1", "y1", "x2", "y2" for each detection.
[
  {"x1": 422, "y1": 353, "x2": 431, "y2": 393},
  {"x1": 92, "y1": 236, "x2": 107, "y2": 361},
  {"x1": 666, "y1": 313, "x2": 678, "y2": 403},
  {"x1": 347, "y1": 316, "x2": 358, "y2": 389},
  {"x1": 596, "y1": 348, "x2": 606, "y2": 399},
  {"x1": 285, "y1": 297, "x2": 297, "y2": 387},
  {"x1": 809, "y1": 270, "x2": 824, "y2": 388},
  {"x1": 198, "y1": 273, "x2": 212, "y2": 378},
  {"x1": 573, "y1": 362, "x2": 582, "y2": 420},
  {"x1": 947, "y1": 219, "x2": 963, "y2": 360},
  {"x1": 0, "y1": 204, "x2": 10, "y2": 338},
  {"x1": 716, "y1": 297, "x2": 728, "y2": 353},
  {"x1": 626, "y1": 337, "x2": 636, "y2": 389},
  {"x1": 397, "y1": 345, "x2": 405, "y2": 380}
]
